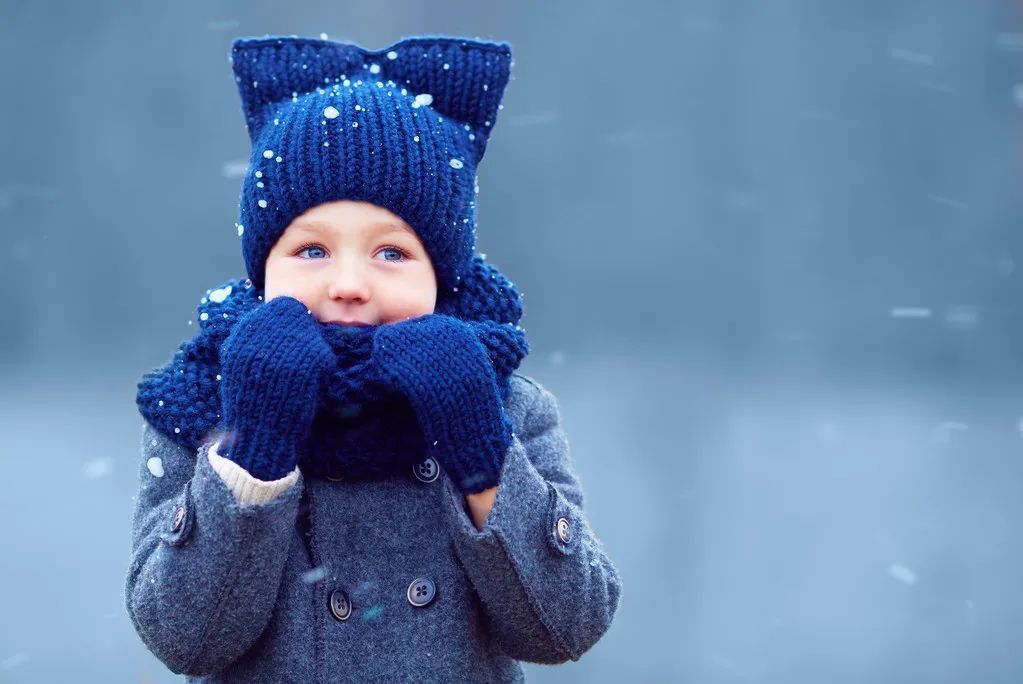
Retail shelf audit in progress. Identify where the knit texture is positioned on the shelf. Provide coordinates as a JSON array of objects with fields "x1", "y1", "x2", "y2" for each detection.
[
  {"x1": 138, "y1": 33, "x2": 528, "y2": 480},
  {"x1": 136, "y1": 264, "x2": 529, "y2": 482},
  {"x1": 373, "y1": 314, "x2": 514, "y2": 494},
  {"x1": 230, "y1": 35, "x2": 511, "y2": 295},
  {"x1": 217, "y1": 296, "x2": 335, "y2": 480}
]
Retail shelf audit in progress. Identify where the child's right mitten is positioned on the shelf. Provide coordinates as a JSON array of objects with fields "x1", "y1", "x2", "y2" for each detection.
[{"x1": 218, "y1": 295, "x2": 335, "y2": 481}]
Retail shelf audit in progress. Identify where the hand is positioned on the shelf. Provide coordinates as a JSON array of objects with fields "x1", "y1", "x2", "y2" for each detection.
[
  {"x1": 218, "y1": 296, "x2": 335, "y2": 480},
  {"x1": 371, "y1": 314, "x2": 513, "y2": 494}
]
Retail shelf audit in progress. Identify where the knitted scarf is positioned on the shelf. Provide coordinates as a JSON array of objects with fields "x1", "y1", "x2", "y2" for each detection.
[{"x1": 137, "y1": 268, "x2": 529, "y2": 481}]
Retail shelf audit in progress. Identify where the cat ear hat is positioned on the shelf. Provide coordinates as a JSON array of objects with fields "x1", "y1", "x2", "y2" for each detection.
[{"x1": 230, "y1": 35, "x2": 524, "y2": 325}]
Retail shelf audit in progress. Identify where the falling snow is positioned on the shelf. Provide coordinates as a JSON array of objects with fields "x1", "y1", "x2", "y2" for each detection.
[
  {"x1": 208, "y1": 285, "x2": 232, "y2": 303},
  {"x1": 932, "y1": 421, "x2": 968, "y2": 444},
  {"x1": 323, "y1": 105, "x2": 340, "y2": 119},
  {"x1": 207, "y1": 20, "x2": 240, "y2": 31},
  {"x1": 301, "y1": 566, "x2": 329, "y2": 584},
  {"x1": 890, "y1": 307, "x2": 932, "y2": 319},
  {"x1": 1, "y1": 653, "x2": 30, "y2": 671},
  {"x1": 890, "y1": 48, "x2": 935, "y2": 66},
  {"x1": 361, "y1": 605, "x2": 385, "y2": 620},
  {"x1": 220, "y1": 159, "x2": 248, "y2": 179},
  {"x1": 82, "y1": 458, "x2": 113, "y2": 479},
  {"x1": 888, "y1": 563, "x2": 917, "y2": 585},
  {"x1": 411, "y1": 93, "x2": 434, "y2": 109},
  {"x1": 147, "y1": 457, "x2": 165, "y2": 478}
]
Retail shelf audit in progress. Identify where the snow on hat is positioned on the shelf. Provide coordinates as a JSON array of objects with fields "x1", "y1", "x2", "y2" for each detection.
[{"x1": 229, "y1": 34, "x2": 512, "y2": 301}]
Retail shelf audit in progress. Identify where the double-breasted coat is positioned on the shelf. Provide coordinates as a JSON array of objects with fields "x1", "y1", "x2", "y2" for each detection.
[{"x1": 125, "y1": 373, "x2": 622, "y2": 682}]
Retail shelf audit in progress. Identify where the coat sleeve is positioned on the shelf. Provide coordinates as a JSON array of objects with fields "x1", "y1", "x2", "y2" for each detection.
[
  {"x1": 124, "y1": 421, "x2": 303, "y2": 676},
  {"x1": 439, "y1": 376, "x2": 623, "y2": 664}
]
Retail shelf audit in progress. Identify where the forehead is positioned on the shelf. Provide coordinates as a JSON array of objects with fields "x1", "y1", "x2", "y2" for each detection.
[{"x1": 288, "y1": 218, "x2": 417, "y2": 238}]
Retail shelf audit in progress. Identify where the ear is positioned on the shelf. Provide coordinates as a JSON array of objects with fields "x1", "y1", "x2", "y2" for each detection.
[{"x1": 230, "y1": 35, "x2": 512, "y2": 164}]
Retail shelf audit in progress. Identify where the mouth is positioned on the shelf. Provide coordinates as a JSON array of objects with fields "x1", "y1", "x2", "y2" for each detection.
[{"x1": 327, "y1": 319, "x2": 374, "y2": 327}]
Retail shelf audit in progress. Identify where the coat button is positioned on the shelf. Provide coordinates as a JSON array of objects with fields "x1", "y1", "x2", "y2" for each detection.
[
  {"x1": 329, "y1": 589, "x2": 352, "y2": 621},
  {"x1": 171, "y1": 505, "x2": 186, "y2": 533},
  {"x1": 406, "y1": 577, "x2": 437, "y2": 607},
  {"x1": 556, "y1": 517, "x2": 571, "y2": 544},
  {"x1": 412, "y1": 457, "x2": 439, "y2": 483}
]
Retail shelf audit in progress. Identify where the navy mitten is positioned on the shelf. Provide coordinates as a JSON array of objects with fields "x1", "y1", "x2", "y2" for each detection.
[
  {"x1": 218, "y1": 296, "x2": 335, "y2": 480},
  {"x1": 371, "y1": 314, "x2": 514, "y2": 494}
]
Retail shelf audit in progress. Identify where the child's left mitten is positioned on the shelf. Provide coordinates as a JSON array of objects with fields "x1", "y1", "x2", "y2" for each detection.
[{"x1": 371, "y1": 314, "x2": 513, "y2": 494}]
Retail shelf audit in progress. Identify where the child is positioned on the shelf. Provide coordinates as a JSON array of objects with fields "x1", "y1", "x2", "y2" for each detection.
[{"x1": 125, "y1": 34, "x2": 621, "y2": 682}]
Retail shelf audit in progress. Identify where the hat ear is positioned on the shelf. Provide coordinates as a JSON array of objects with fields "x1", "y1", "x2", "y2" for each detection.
[
  {"x1": 230, "y1": 35, "x2": 512, "y2": 164},
  {"x1": 436, "y1": 255, "x2": 524, "y2": 325}
]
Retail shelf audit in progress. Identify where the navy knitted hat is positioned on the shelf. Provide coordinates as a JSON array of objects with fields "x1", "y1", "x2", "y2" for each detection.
[{"x1": 230, "y1": 34, "x2": 512, "y2": 299}]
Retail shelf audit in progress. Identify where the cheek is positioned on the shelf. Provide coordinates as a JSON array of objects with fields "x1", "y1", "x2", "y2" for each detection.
[
  {"x1": 378, "y1": 278, "x2": 435, "y2": 319},
  {"x1": 396, "y1": 276, "x2": 437, "y2": 316},
  {"x1": 264, "y1": 261, "x2": 317, "y2": 309},
  {"x1": 263, "y1": 261, "x2": 288, "y2": 301},
  {"x1": 408, "y1": 294, "x2": 436, "y2": 317}
]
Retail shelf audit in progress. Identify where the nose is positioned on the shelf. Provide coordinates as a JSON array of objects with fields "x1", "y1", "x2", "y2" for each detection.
[{"x1": 326, "y1": 254, "x2": 371, "y2": 303}]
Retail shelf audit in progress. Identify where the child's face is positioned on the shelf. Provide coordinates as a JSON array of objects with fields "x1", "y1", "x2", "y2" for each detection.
[{"x1": 264, "y1": 200, "x2": 437, "y2": 326}]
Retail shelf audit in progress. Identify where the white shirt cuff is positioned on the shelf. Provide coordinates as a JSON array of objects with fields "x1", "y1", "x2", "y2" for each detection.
[{"x1": 207, "y1": 440, "x2": 301, "y2": 505}]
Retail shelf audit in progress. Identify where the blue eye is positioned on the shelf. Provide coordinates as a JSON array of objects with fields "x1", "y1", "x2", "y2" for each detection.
[
  {"x1": 378, "y1": 246, "x2": 407, "y2": 262},
  {"x1": 297, "y1": 245, "x2": 327, "y2": 259}
]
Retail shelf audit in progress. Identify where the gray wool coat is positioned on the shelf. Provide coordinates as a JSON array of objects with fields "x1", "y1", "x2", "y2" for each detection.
[{"x1": 124, "y1": 373, "x2": 622, "y2": 682}]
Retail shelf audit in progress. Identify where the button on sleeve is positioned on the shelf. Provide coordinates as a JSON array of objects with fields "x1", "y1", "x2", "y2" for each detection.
[
  {"x1": 159, "y1": 481, "x2": 194, "y2": 547},
  {"x1": 546, "y1": 483, "x2": 579, "y2": 556}
]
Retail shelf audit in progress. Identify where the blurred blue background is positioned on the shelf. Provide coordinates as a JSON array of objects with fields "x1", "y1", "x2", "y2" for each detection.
[{"x1": 4, "y1": 0, "x2": 1023, "y2": 681}]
